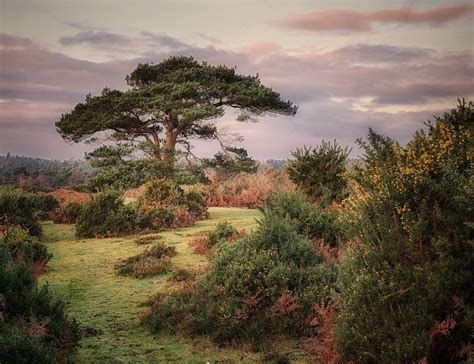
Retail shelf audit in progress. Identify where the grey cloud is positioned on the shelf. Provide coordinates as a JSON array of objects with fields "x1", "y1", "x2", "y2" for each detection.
[
  {"x1": 59, "y1": 31, "x2": 132, "y2": 47},
  {"x1": 140, "y1": 32, "x2": 188, "y2": 49},
  {"x1": 332, "y1": 44, "x2": 434, "y2": 64},
  {"x1": 58, "y1": 30, "x2": 190, "y2": 56},
  {"x1": 63, "y1": 22, "x2": 107, "y2": 31},
  {"x1": 194, "y1": 33, "x2": 223, "y2": 44}
]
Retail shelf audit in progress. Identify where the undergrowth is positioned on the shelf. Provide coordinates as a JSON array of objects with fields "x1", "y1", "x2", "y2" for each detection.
[{"x1": 115, "y1": 243, "x2": 177, "y2": 278}]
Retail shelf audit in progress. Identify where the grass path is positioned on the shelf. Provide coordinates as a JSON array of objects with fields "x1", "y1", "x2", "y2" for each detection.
[{"x1": 40, "y1": 208, "x2": 263, "y2": 363}]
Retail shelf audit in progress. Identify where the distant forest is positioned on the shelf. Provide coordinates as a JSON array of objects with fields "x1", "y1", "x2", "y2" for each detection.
[
  {"x1": 0, "y1": 154, "x2": 290, "y2": 191},
  {"x1": 0, "y1": 154, "x2": 96, "y2": 190}
]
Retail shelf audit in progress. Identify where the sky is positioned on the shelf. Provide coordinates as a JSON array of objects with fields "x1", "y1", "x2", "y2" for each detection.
[{"x1": 0, "y1": 0, "x2": 473, "y2": 160}]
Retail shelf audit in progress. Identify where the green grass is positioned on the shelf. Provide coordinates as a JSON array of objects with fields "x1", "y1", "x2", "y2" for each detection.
[{"x1": 40, "y1": 207, "x2": 269, "y2": 363}]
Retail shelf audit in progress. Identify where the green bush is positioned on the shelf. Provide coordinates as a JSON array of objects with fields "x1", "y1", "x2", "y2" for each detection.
[
  {"x1": 36, "y1": 195, "x2": 59, "y2": 220},
  {"x1": 265, "y1": 191, "x2": 342, "y2": 246},
  {"x1": 139, "y1": 179, "x2": 184, "y2": 206},
  {"x1": 2, "y1": 227, "x2": 51, "y2": 273},
  {"x1": 0, "y1": 228, "x2": 80, "y2": 363},
  {"x1": 336, "y1": 101, "x2": 474, "y2": 362},
  {"x1": 287, "y1": 141, "x2": 349, "y2": 204},
  {"x1": 76, "y1": 191, "x2": 137, "y2": 238},
  {"x1": 136, "y1": 179, "x2": 207, "y2": 230},
  {"x1": 184, "y1": 190, "x2": 208, "y2": 219},
  {"x1": 0, "y1": 188, "x2": 43, "y2": 237},
  {"x1": 62, "y1": 202, "x2": 83, "y2": 223},
  {"x1": 143, "y1": 198, "x2": 337, "y2": 345},
  {"x1": 207, "y1": 221, "x2": 237, "y2": 247}
]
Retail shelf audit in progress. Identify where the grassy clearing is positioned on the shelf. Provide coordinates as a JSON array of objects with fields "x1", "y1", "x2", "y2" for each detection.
[{"x1": 40, "y1": 207, "x2": 272, "y2": 363}]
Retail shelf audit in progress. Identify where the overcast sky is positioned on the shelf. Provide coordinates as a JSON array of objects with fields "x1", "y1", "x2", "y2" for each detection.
[{"x1": 1, "y1": 0, "x2": 473, "y2": 160}]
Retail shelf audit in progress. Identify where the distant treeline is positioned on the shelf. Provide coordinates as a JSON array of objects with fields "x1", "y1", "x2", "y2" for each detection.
[
  {"x1": 0, "y1": 154, "x2": 96, "y2": 190},
  {"x1": 258, "y1": 159, "x2": 287, "y2": 170}
]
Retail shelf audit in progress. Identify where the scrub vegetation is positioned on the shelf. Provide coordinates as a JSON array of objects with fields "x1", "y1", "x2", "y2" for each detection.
[{"x1": 0, "y1": 53, "x2": 472, "y2": 364}]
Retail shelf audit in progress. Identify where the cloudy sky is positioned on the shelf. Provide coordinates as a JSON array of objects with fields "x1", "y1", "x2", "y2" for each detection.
[{"x1": 1, "y1": 0, "x2": 473, "y2": 160}]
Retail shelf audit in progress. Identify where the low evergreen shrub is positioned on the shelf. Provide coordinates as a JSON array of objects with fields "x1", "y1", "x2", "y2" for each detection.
[
  {"x1": 61, "y1": 202, "x2": 83, "y2": 223},
  {"x1": 143, "y1": 199, "x2": 337, "y2": 346},
  {"x1": 76, "y1": 191, "x2": 137, "y2": 238},
  {"x1": 265, "y1": 191, "x2": 342, "y2": 246},
  {"x1": 36, "y1": 195, "x2": 59, "y2": 220},
  {"x1": 287, "y1": 141, "x2": 349, "y2": 204},
  {"x1": 207, "y1": 221, "x2": 238, "y2": 247},
  {"x1": 136, "y1": 179, "x2": 207, "y2": 230},
  {"x1": 2, "y1": 227, "x2": 51, "y2": 277},
  {"x1": 115, "y1": 243, "x2": 177, "y2": 278},
  {"x1": 335, "y1": 101, "x2": 474, "y2": 363},
  {"x1": 0, "y1": 188, "x2": 43, "y2": 237},
  {"x1": 134, "y1": 235, "x2": 163, "y2": 245},
  {"x1": 0, "y1": 227, "x2": 80, "y2": 363}
]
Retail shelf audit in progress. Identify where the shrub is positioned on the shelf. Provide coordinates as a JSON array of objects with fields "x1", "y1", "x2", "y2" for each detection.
[
  {"x1": 264, "y1": 191, "x2": 342, "y2": 246},
  {"x1": 47, "y1": 188, "x2": 91, "y2": 223},
  {"x1": 190, "y1": 222, "x2": 244, "y2": 256},
  {"x1": 189, "y1": 234, "x2": 211, "y2": 256},
  {"x1": 287, "y1": 141, "x2": 349, "y2": 204},
  {"x1": 0, "y1": 188, "x2": 43, "y2": 237},
  {"x1": 206, "y1": 169, "x2": 294, "y2": 208},
  {"x1": 76, "y1": 191, "x2": 137, "y2": 238},
  {"x1": 1, "y1": 226, "x2": 51, "y2": 277},
  {"x1": 134, "y1": 235, "x2": 163, "y2": 245},
  {"x1": 115, "y1": 243, "x2": 177, "y2": 278},
  {"x1": 61, "y1": 202, "x2": 83, "y2": 223},
  {"x1": 136, "y1": 179, "x2": 207, "y2": 230},
  {"x1": 0, "y1": 227, "x2": 80, "y2": 363},
  {"x1": 335, "y1": 100, "x2": 474, "y2": 362},
  {"x1": 168, "y1": 268, "x2": 194, "y2": 283},
  {"x1": 143, "y1": 202, "x2": 337, "y2": 346},
  {"x1": 183, "y1": 189, "x2": 208, "y2": 219},
  {"x1": 36, "y1": 195, "x2": 59, "y2": 220},
  {"x1": 207, "y1": 221, "x2": 239, "y2": 247}
]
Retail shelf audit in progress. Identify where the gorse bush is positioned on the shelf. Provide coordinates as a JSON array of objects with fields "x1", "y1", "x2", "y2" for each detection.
[
  {"x1": 61, "y1": 202, "x2": 83, "y2": 223},
  {"x1": 75, "y1": 180, "x2": 207, "y2": 238},
  {"x1": 36, "y1": 195, "x2": 59, "y2": 220},
  {"x1": 287, "y1": 141, "x2": 349, "y2": 204},
  {"x1": 190, "y1": 221, "x2": 243, "y2": 256},
  {"x1": 143, "y1": 193, "x2": 337, "y2": 346},
  {"x1": 0, "y1": 188, "x2": 43, "y2": 237},
  {"x1": 136, "y1": 179, "x2": 207, "y2": 230},
  {"x1": 115, "y1": 243, "x2": 176, "y2": 278},
  {"x1": 76, "y1": 191, "x2": 137, "y2": 238},
  {"x1": 265, "y1": 191, "x2": 342, "y2": 246},
  {"x1": 0, "y1": 227, "x2": 80, "y2": 363},
  {"x1": 2, "y1": 227, "x2": 51, "y2": 277},
  {"x1": 336, "y1": 100, "x2": 474, "y2": 363},
  {"x1": 207, "y1": 221, "x2": 239, "y2": 247},
  {"x1": 134, "y1": 235, "x2": 163, "y2": 245}
]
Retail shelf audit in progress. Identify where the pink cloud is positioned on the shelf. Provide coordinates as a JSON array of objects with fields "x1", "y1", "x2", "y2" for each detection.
[
  {"x1": 240, "y1": 41, "x2": 281, "y2": 56},
  {"x1": 0, "y1": 33, "x2": 33, "y2": 47},
  {"x1": 275, "y1": 4, "x2": 474, "y2": 32}
]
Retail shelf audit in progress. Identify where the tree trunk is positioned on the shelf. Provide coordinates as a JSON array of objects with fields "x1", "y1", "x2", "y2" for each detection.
[
  {"x1": 150, "y1": 129, "x2": 162, "y2": 160},
  {"x1": 163, "y1": 128, "x2": 178, "y2": 165}
]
